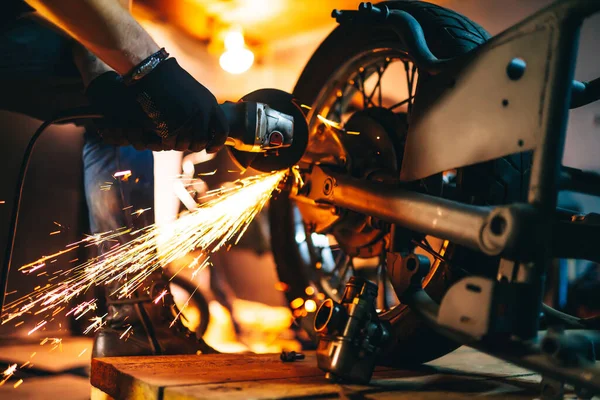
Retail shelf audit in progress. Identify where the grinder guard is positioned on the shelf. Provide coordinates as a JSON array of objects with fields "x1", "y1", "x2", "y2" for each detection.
[
  {"x1": 227, "y1": 89, "x2": 308, "y2": 172},
  {"x1": 221, "y1": 101, "x2": 294, "y2": 152}
]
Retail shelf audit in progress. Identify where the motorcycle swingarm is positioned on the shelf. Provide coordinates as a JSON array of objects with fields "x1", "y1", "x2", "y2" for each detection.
[{"x1": 300, "y1": 165, "x2": 600, "y2": 264}]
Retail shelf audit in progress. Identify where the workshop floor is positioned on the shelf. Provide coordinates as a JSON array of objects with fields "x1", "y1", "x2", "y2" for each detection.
[{"x1": 0, "y1": 337, "x2": 92, "y2": 400}]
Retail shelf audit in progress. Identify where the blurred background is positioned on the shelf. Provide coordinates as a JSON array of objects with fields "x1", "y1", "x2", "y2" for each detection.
[{"x1": 0, "y1": 0, "x2": 598, "y2": 398}]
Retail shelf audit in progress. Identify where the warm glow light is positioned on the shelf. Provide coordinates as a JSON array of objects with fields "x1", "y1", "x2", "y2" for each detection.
[
  {"x1": 220, "y1": 49, "x2": 254, "y2": 74},
  {"x1": 290, "y1": 297, "x2": 304, "y2": 309},
  {"x1": 305, "y1": 299, "x2": 317, "y2": 313},
  {"x1": 220, "y1": 29, "x2": 254, "y2": 74},
  {"x1": 224, "y1": 31, "x2": 245, "y2": 50}
]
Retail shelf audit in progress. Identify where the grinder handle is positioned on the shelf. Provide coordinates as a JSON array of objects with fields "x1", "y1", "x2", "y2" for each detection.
[{"x1": 219, "y1": 101, "x2": 260, "y2": 151}]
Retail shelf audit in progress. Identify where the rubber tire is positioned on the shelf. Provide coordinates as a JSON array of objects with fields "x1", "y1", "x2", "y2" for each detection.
[{"x1": 270, "y1": 0, "x2": 530, "y2": 366}]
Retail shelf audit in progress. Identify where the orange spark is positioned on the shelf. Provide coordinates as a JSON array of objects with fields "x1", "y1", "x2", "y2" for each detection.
[
  {"x1": 119, "y1": 325, "x2": 132, "y2": 340},
  {"x1": 153, "y1": 290, "x2": 168, "y2": 304},
  {"x1": 2, "y1": 172, "x2": 286, "y2": 338},
  {"x1": 113, "y1": 170, "x2": 132, "y2": 179},
  {"x1": 27, "y1": 321, "x2": 47, "y2": 335}
]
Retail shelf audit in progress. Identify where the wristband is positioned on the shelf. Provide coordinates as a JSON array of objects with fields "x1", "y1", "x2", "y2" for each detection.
[{"x1": 123, "y1": 48, "x2": 169, "y2": 85}]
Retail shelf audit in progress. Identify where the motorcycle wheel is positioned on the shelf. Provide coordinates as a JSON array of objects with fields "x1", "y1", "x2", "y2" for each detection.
[{"x1": 270, "y1": 0, "x2": 531, "y2": 366}]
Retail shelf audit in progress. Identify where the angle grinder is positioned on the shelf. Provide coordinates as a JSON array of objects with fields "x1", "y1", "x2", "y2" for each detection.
[{"x1": 221, "y1": 89, "x2": 308, "y2": 172}]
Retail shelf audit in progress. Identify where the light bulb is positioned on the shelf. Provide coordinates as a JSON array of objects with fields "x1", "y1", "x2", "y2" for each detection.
[
  {"x1": 219, "y1": 48, "x2": 254, "y2": 74},
  {"x1": 224, "y1": 30, "x2": 245, "y2": 50}
]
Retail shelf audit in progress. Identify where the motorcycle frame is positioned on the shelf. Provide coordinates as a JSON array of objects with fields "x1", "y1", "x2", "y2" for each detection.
[{"x1": 302, "y1": 0, "x2": 600, "y2": 394}]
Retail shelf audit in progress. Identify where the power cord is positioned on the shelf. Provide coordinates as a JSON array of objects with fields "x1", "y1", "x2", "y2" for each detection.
[{"x1": 0, "y1": 108, "x2": 102, "y2": 313}]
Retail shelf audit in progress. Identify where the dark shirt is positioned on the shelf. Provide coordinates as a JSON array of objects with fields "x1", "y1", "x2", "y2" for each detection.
[{"x1": 2, "y1": 1, "x2": 34, "y2": 26}]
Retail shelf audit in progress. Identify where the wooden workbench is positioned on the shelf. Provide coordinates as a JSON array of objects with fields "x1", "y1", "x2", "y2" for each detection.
[{"x1": 90, "y1": 347, "x2": 545, "y2": 399}]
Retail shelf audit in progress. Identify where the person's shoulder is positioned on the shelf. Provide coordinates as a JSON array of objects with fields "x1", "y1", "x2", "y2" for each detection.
[
  {"x1": 1, "y1": 1, "x2": 35, "y2": 27},
  {"x1": 4, "y1": 1, "x2": 35, "y2": 16}
]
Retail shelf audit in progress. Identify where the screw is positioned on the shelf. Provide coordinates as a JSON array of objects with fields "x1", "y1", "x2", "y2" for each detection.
[
  {"x1": 268, "y1": 131, "x2": 284, "y2": 147},
  {"x1": 280, "y1": 351, "x2": 305, "y2": 362}
]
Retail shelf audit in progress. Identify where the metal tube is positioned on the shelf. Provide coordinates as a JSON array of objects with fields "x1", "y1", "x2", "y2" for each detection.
[
  {"x1": 560, "y1": 166, "x2": 600, "y2": 197},
  {"x1": 520, "y1": 20, "x2": 581, "y2": 339},
  {"x1": 551, "y1": 220, "x2": 600, "y2": 263},
  {"x1": 571, "y1": 77, "x2": 600, "y2": 109},
  {"x1": 306, "y1": 166, "x2": 491, "y2": 252}
]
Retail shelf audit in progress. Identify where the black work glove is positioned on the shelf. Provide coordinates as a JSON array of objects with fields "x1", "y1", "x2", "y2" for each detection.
[
  {"x1": 86, "y1": 71, "x2": 164, "y2": 151},
  {"x1": 126, "y1": 58, "x2": 229, "y2": 153}
]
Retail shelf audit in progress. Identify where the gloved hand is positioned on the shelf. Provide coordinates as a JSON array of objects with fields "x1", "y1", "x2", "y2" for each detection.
[
  {"x1": 86, "y1": 58, "x2": 229, "y2": 153},
  {"x1": 86, "y1": 71, "x2": 163, "y2": 151},
  {"x1": 126, "y1": 58, "x2": 229, "y2": 153}
]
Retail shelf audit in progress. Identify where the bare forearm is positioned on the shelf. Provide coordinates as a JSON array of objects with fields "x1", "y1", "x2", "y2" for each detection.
[{"x1": 24, "y1": 0, "x2": 159, "y2": 74}]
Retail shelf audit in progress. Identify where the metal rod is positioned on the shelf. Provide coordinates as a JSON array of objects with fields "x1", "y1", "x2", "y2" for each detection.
[
  {"x1": 306, "y1": 166, "x2": 491, "y2": 253},
  {"x1": 520, "y1": 16, "x2": 581, "y2": 340},
  {"x1": 560, "y1": 166, "x2": 600, "y2": 196},
  {"x1": 571, "y1": 77, "x2": 600, "y2": 109},
  {"x1": 551, "y1": 219, "x2": 600, "y2": 263}
]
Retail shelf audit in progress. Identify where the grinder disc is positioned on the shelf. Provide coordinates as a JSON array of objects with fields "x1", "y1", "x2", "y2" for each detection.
[{"x1": 228, "y1": 89, "x2": 308, "y2": 172}]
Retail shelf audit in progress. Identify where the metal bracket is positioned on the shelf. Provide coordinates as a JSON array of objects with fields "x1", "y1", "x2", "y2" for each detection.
[{"x1": 400, "y1": 0, "x2": 600, "y2": 182}]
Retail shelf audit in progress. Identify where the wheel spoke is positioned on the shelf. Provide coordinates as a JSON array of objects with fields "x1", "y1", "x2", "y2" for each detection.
[
  {"x1": 404, "y1": 60, "x2": 412, "y2": 97},
  {"x1": 335, "y1": 97, "x2": 343, "y2": 122},
  {"x1": 355, "y1": 69, "x2": 376, "y2": 109},
  {"x1": 329, "y1": 252, "x2": 348, "y2": 275},
  {"x1": 378, "y1": 66, "x2": 384, "y2": 107},
  {"x1": 376, "y1": 262, "x2": 388, "y2": 311},
  {"x1": 303, "y1": 225, "x2": 322, "y2": 266},
  {"x1": 388, "y1": 96, "x2": 415, "y2": 111},
  {"x1": 366, "y1": 63, "x2": 389, "y2": 108},
  {"x1": 411, "y1": 238, "x2": 446, "y2": 263},
  {"x1": 335, "y1": 258, "x2": 353, "y2": 292},
  {"x1": 408, "y1": 64, "x2": 417, "y2": 114}
]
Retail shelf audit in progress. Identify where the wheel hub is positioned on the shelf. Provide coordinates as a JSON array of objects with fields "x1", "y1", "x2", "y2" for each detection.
[{"x1": 298, "y1": 107, "x2": 408, "y2": 257}]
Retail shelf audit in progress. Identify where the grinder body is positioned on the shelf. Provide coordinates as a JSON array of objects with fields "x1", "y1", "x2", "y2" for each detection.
[
  {"x1": 220, "y1": 101, "x2": 294, "y2": 153},
  {"x1": 222, "y1": 89, "x2": 309, "y2": 172}
]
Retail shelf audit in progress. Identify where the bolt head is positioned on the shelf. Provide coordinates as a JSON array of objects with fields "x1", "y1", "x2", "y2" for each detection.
[
  {"x1": 506, "y1": 57, "x2": 526, "y2": 80},
  {"x1": 323, "y1": 177, "x2": 334, "y2": 195}
]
